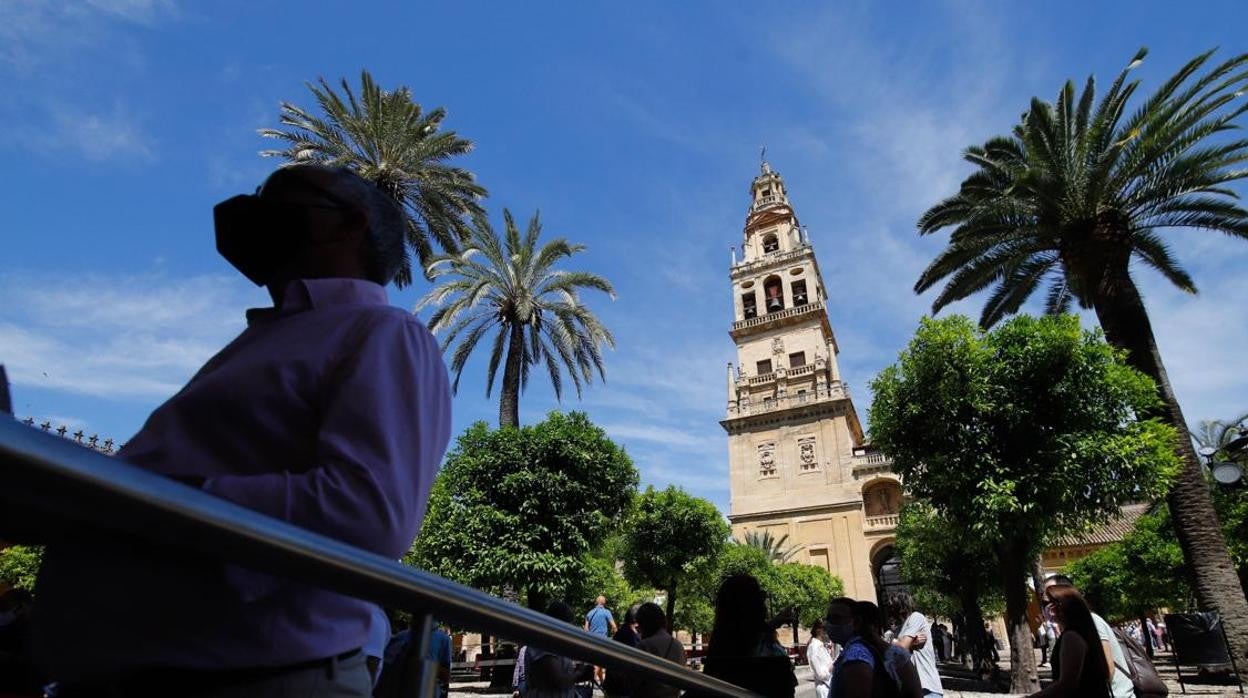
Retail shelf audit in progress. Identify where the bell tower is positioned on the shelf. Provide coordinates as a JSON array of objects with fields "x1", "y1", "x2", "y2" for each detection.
[{"x1": 722, "y1": 160, "x2": 899, "y2": 600}]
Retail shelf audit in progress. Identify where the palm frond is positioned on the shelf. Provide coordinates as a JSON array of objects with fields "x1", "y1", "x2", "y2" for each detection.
[
  {"x1": 917, "y1": 47, "x2": 1248, "y2": 331},
  {"x1": 259, "y1": 70, "x2": 486, "y2": 286}
]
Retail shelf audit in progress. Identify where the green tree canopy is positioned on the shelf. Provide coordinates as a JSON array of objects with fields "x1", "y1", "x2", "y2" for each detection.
[
  {"x1": 260, "y1": 70, "x2": 487, "y2": 286},
  {"x1": 1067, "y1": 507, "x2": 1191, "y2": 624},
  {"x1": 409, "y1": 412, "x2": 638, "y2": 608},
  {"x1": 622, "y1": 486, "x2": 729, "y2": 630},
  {"x1": 680, "y1": 538, "x2": 844, "y2": 635},
  {"x1": 418, "y1": 209, "x2": 615, "y2": 428},
  {"x1": 869, "y1": 314, "x2": 1179, "y2": 692},
  {"x1": 773, "y1": 562, "x2": 845, "y2": 628},
  {"x1": 0, "y1": 545, "x2": 42, "y2": 593}
]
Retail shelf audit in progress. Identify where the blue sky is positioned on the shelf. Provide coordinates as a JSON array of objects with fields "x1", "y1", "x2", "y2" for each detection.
[{"x1": 3, "y1": 1, "x2": 1247, "y2": 512}]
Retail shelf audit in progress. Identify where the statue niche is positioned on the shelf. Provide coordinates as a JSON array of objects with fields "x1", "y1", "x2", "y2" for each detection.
[{"x1": 863, "y1": 480, "x2": 902, "y2": 517}]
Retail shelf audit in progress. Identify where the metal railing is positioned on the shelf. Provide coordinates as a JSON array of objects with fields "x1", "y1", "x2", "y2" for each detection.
[{"x1": 0, "y1": 417, "x2": 757, "y2": 698}]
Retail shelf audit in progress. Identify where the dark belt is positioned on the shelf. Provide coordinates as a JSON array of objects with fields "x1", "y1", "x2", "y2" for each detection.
[{"x1": 58, "y1": 648, "x2": 363, "y2": 698}]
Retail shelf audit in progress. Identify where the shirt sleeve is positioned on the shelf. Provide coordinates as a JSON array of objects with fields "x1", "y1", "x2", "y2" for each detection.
[
  {"x1": 899, "y1": 612, "x2": 926, "y2": 639},
  {"x1": 841, "y1": 642, "x2": 875, "y2": 668},
  {"x1": 1093, "y1": 615, "x2": 1112, "y2": 643},
  {"x1": 202, "y1": 313, "x2": 452, "y2": 560}
]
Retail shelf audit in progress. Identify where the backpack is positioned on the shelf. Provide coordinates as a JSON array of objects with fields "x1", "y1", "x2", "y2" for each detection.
[{"x1": 1111, "y1": 627, "x2": 1169, "y2": 698}]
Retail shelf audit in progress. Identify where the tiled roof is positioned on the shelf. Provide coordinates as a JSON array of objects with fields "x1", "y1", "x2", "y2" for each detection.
[{"x1": 1052, "y1": 503, "x2": 1152, "y2": 548}]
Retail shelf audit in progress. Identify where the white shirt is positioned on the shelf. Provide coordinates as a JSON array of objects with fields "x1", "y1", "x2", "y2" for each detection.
[
  {"x1": 1092, "y1": 612, "x2": 1135, "y2": 698},
  {"x1": 899, "y1": 612, "x2": 943, "y2": 696},
  {"x1": 808, "y1": 639, "x2": 834, "y2": 698}
]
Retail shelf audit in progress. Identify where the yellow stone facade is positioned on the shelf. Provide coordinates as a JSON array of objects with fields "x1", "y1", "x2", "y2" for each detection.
[{"x1": 722, "y1": 162, "x2": 902, "y2": 602}]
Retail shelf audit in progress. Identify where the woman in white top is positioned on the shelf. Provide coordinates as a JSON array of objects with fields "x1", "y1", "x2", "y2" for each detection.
[{"x1": 806, "y1": 619, "x2": 835, "y2": 698}]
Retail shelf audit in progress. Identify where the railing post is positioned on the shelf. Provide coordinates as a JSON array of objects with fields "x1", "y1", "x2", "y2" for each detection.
[{"x1": 414, "y1": 609, "x2": 440, "y2": 698}]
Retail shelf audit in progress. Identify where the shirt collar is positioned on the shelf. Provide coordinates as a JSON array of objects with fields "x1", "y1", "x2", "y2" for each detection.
[{"x1": 246, "y1": 278, "x2": 389, "y2": 324}]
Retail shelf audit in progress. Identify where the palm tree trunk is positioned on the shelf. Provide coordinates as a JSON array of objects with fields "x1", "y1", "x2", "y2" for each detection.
[
  {"x1": 1089, "y1": 261, "x2": 1248, "y2": 662},
  {"x1": 498, "y1": 322, "x2": 524, "y2": 428}
]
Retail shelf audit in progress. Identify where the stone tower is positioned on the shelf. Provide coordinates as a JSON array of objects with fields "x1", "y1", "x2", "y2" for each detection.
[{"x1": 722, "y1": 160, "x2": 902, "y2": 601}]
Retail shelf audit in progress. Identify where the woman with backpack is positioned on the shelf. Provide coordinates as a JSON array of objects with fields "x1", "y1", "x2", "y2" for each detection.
[{"x1": 825, "y1": 597, "x2": 922, "y2": 698}]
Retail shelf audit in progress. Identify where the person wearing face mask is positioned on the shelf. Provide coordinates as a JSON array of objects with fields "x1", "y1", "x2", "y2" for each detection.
[
  {"x1": 825, "y1": 598, "x2": 923, "y2": 698},
  {"x1": 29, "y1": 164, "x2": 453, "y2": 698},
  {"x1": 806, "y1": 619, "x2": 834, "y2": 698}
]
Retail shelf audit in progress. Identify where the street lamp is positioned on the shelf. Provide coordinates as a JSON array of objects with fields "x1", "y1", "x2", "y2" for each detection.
[{"x1": 1199, "y1": 436, "x2": 1246, "y2": 488}]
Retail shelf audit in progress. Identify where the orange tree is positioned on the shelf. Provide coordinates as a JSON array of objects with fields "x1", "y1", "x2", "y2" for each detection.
[{"x1": 869, "y1": 314, "x2": 1178, "y2": 693}]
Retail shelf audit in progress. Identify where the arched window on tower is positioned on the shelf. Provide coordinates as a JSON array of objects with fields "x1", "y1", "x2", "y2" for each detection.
[
  {"x1": 741, "y1": 291, "x2": 757, "y2": 319},
  {"x1": 762, "y1": 234, "x2": 779, "y2": 254},
  {"x1": 763, "y1": 275, "x2": 785, "y2": 312},
  {"x1": 791, "y1": 279, "x2": 809, "y2": 307}
]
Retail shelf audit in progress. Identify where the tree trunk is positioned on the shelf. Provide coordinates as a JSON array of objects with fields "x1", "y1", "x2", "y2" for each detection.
[
  {"x1": 1031, "y1": 557, "x2": 1047, "y2": 598},
  {"x1": 526, "y1": 586, "x2": 548, "y2": 613},
  {"x1": 1004, "y1": 544, "x2": 1041, "y2": 694},
  {"x1": 665, "y1": 583, "x2": 677, "y2": 633},
  {"x1": 958, "y1": 585, "x2": 987, "y2": 670},
  {"x1": 498, "y1": 322, "x2": 524, "y2": 429},
  {"x1": 1088, "y1": 260, "x2": 1248, "y2": 663}
]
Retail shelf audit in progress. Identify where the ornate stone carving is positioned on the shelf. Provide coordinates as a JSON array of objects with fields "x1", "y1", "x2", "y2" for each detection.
[
  {"x1": 758, "y1": 442, "x2": 777, "y2": 476},
  {"x1": 799, "y1": 437, "x2": 816, "y2": 464},
  {"x1": 772, "y1": 337, "x2": 785, "y2": 355}
]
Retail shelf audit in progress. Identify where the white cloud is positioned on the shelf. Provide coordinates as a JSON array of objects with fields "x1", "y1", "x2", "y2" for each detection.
[
  {"x1": 84, "y1": 0, "x2": 176, "y2": 24},
  {"x1": 0, "y1": 0, "x2": 176, "y2": 70},
  {"x1": 47, "y1": 104, "x2": 155, "y2": 162},
  {"x1": 599, "y1": 422, "x2": 721, "y2": 452},
  {"x1": 0, "y1": 273, "x2": 262, "y2": 399},
  {"x1": 2, "y1": 102, "x2": 158, "y2": 163}
]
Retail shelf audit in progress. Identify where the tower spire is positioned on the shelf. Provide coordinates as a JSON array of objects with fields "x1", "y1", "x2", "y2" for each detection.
[{"x1": 760, "y1": 146, "x2": 771, "y2": 174}]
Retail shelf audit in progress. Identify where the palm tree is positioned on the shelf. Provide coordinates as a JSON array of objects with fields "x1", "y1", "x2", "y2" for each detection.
[
  {"x1": 735, "y1": 530, "x2": 799, "y2": 563},
  {"x1": 417, "y1": 209, "x2": 615, "y2": 428},
  {"x1": 914, "y1": 47, "x2": 1248, "y2": 659},
  {"x1": 259, "y1": 70, "x2": 487, "y2": 287}
]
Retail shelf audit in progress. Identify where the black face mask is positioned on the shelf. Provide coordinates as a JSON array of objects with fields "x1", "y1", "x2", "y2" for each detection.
[
  {"x1": 213, "y1": 187, "x2": 356, "y2": 286},
  {"x1": 213, "y1": 194, "x2": 307, "y2": 286}
]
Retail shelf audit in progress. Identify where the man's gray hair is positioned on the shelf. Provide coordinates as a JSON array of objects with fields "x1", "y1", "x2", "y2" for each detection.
[{"x1": 284, "y1": 164, "x2": 407, "y2": 285}]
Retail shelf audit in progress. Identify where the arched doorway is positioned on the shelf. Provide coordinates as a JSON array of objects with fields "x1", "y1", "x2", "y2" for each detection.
[{"x1": 872, "y1": 542, "x2": 907, "y2": 605}]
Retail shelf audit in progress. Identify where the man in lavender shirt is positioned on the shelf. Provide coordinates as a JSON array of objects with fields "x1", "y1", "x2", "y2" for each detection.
[{"x1": 32, "y1": 164, "x2": 452, "y2": 697}]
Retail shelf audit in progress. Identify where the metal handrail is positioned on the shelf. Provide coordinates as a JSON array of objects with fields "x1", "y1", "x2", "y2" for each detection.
[{"x1": 0, "y1": 418, "x2": 756, "y2": 697}]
